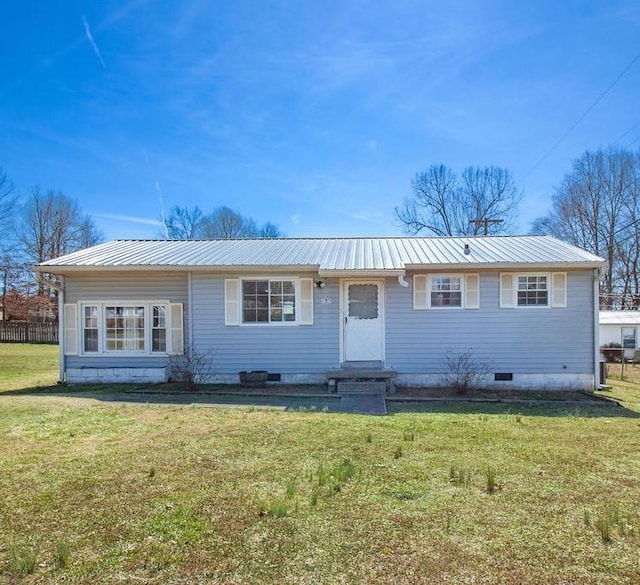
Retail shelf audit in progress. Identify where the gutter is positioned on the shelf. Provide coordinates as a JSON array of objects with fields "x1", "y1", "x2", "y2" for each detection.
[
  {"x1": 593, "y1": 267, "x2": 604, "y2": 389},
  {"x1": 34, "y1": 271, "x2": 65, "y2": 384}
]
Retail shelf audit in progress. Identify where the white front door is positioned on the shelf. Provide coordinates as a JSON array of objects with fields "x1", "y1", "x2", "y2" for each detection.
[{"x1": 343, "y1": 280, "x2": 384, "y2": 362}]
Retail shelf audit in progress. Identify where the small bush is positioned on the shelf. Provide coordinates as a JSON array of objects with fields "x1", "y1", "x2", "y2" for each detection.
[
  {"x1": 442, "y1": 350, "x2": 491, "y2": 394},
  {"x1": 170, "y1": 343, "x2": 216, "y2": 390},
  {"x1": 600, "y1": 342, "x2": 623, "y2": 363}
]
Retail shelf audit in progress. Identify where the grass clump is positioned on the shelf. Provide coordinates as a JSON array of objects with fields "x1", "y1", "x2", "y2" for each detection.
[
  {"x1": 485, "y1": 466, "x2": 498, "y2": 494},
  {"x1": 56, "y1": 541, "x2": 70, "y2": 569},
  {"x1": 267, "y1": 502, "x2": 288, "y2": 518},
  {"x1": 285, "y1": 479, "x2": 296, "y2": 499},
  {"x1": 315, "y1": 459, "x2": 356, "y2": 497},
  {"x1": 7, "y1": 546, "x2": 37, "y2": 577},
  {"x1": 393, "y1": 446, "x2": 403, "y2": 459},
  {"x1": 592, "y1": 505, "x2": 633, "y2": 543},
  {"x1": 449, "y1": 464, "x2": 472, "y2": 488}
]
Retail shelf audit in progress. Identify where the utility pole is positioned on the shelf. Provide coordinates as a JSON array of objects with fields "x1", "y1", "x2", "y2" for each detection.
[{"x1": 470, "y1": 218, "x2": 503, "y2": 236}]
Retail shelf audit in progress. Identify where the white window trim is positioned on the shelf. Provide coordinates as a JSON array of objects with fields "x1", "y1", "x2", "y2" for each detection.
[
  {"x1": 239, "y1": 276, "x2": 302, "y2": 326},
  {"x1": 78, "y1": 300, "x2": 174, "y2": 356},
  {"x1": 500, "y1": 272, "x2": 567, "y2": 309},
  {"x1": 413, "y1": 273, "x2": 480, "y2": 310}
]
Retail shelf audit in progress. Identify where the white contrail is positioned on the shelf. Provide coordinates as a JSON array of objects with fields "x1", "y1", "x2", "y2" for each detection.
[
  {"x1": 155, "y1": 180, "x2": 170, "y2": 238},
  {"x1": 82, "y1": 15, "x2": 107, "y2": 68}
]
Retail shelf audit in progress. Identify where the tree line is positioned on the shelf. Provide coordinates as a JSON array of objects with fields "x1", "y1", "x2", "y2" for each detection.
[
  {"x1": 0, "y1": 173, "x2": 283, "y2": 321},
  {"x1": 2, "y1": 144, "x2": 640, "y2": 319},
  {"x1": 394, "y1": 146, "x2": 640, "y2": 308}
]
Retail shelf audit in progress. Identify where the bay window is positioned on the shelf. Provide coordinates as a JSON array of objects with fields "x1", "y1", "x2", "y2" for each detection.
[{"x1": 76, "y1": 302, "x2": 177, "y2": 355}]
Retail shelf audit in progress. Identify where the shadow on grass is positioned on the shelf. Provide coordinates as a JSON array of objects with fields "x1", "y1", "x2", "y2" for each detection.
[{"x1": 2, "y1": 383, "x2": 639, "y2": 418}]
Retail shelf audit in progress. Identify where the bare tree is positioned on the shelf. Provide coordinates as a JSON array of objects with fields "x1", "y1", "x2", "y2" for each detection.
[
  {"x1": 164, "y1": 205, "x2": 204, "y2": 239},
  {"x1": 395, "y1": 164, "x2": 521, "y2": 236},
  {"x1": 0, "y1": 167, "x2": 18, "y2": 231},
  {"x1": 531, "y1": 147, "x2": 640, "y2": 308},
  {"x1": 259, "y1": 221, "x2": 284, "y2": 238},
  {"x1": 163, "y1": 204, "x2": 284, "y2": 239},
  {"x1": 18, "y1": 189, "x2": 103, "y2": 293},
  {"x1": 201, "y1": 206, "x2": 256, "y2": 238}
]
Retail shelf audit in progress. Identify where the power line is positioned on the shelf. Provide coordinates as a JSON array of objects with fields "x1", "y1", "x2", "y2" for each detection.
[
  {"x1": 612, "y1": 119, "x2": 640, "y2": 145},
  {"x1": 523, "y1": 48, "x2": 640, "y2": 180}
]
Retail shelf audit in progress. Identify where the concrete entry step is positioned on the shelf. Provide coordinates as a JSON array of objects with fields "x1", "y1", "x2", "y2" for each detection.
[
  {"x1": 339, "y1": 393, "x2": 387, "y2": 415},
  {"x1": 338, "y1": 381, "x2": 387, "y2": 395}
]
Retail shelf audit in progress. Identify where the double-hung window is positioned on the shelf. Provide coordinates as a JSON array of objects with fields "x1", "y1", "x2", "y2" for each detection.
[
  {"x1": 83, "y1": 306, "x2": 99, "y2": 352},
  {"x1": 500, "y1": 273, "x2": 567, "y2": 308},
  {"x1": 430, "y1": 276, "x2": 462, "y2": 308},
  {"x1": 242, "y1": 279, "x2": 296, "y2": 323},
  {"x1": 517, "y1": 275, "x2": 548, "y2": 306}
]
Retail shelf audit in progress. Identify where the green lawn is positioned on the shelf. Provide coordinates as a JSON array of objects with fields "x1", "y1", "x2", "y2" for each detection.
[
  {"x1": 0, "y1": 343, "x2": 59, "y2": 391},
  {"x1": 0, "y1": 345, "x2": 639, "y2": 583}
]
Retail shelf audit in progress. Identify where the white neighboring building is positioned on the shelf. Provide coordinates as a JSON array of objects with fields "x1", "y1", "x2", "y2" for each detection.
[{"x1": 599, "y1": 311, "x2": 640, "y2": 359}]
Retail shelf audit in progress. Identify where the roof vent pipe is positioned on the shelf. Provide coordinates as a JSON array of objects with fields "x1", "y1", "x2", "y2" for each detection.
[{"x1": 464, "y1": 244, "x2": 471, "y2": 255}]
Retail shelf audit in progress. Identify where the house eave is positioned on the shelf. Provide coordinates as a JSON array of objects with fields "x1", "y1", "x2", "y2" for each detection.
[
  {"x1": 33, "y1": 264, "x2": 322, "y2": 276},
  {"x1": 404, "y1": 261, "x2": 606, "y2": 271}
]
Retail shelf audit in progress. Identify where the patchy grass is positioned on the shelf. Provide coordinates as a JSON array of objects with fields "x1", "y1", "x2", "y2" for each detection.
[{"x1": 0, "y1": 344, "x2": 639, "y2": 583}]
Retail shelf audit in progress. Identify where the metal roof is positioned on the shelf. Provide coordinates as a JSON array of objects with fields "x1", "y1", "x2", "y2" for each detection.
[
  {"x1": 599, "y1": 311, "x2": 640, "y2": 325},
  {"x1": 35, "y1": 235, "x2": 605, "y2": 274}
]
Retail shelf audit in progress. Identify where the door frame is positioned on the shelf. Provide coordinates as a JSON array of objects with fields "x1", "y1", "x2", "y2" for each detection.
[{"x1": 339, "y1": 278, "x2": 386, "y2": 364}]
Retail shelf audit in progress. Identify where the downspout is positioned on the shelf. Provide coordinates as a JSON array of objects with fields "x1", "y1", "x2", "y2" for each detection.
[
  {"x1": 593, "y1": 267, "x2": 603, "y2": 390},
  {"x1": 35, "y1": 271, "x2": 65, "y2": 383}
]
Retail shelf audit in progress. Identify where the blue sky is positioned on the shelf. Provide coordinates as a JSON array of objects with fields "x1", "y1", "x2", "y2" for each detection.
[{"x1": 1, "y1": 1, "x2": 639, "y2": 240}]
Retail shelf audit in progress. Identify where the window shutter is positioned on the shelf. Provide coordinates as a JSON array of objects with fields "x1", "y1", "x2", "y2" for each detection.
[
  {"x1": 225, "y1": 279, "x2": 240, "y2": 325},
  {"x1": 465, "y1": 274, "x2": 480, "y2": 309},
  {"x1": 413, "y1": 275, "x2": 428, "y2": 310},
  {"x1": 170, "y1": 303, "x2": 184, "y2": 355},
  {"x1": 63, "y1": 303, "x2": 78, "y2": 355},
  {"x1": 499, "y1": 273, "x2": 515, "y2": 308},
  {"x1": 551, "y1": 273, "x2": 567, "y2": 308},
  {"x1": 299, "y1": 278, "x2": 314, "y2": 325}
]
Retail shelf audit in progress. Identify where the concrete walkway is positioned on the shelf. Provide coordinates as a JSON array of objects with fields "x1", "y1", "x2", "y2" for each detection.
[{"x1": 339, "y1": 392, "x2": 387, "y2": 415}]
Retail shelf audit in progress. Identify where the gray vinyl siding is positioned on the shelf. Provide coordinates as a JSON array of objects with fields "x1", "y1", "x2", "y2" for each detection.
[
  {"x1": 385, "y1": 270, "x2": 595, "y2": 375},
  {"x1": 64, "y1": 272, "x2": 188, "y2": 369},
  {"x1": 62, "y1": 268, "x2": 595, "y2": 377},
  {"x1": 191, "y1": 274, "x2": 339, "y2": 373}
]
